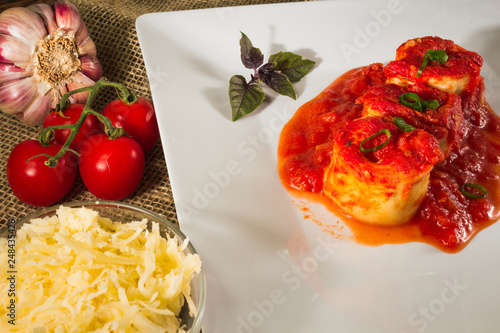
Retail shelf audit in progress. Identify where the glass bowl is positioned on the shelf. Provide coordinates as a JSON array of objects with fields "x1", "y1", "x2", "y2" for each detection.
[{"x1": 3, "y1": 200, "x2": 206, "y2": 332}]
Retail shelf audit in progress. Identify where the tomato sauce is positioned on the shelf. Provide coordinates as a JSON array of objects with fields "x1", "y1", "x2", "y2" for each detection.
[{"x1": 277, "y1": 63, "x2": 500, "y2": 253}]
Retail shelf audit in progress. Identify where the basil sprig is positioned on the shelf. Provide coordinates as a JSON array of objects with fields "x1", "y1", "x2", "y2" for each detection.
[
  {"x1": 400, "y1": 93, "x2": 439, "y2": 113},
  {"x1": 417, "y1": 49, "x2": 448, "y2": 77},
  {"x1": 229, "y1": 32, "x2": 316, "y2": 121}
]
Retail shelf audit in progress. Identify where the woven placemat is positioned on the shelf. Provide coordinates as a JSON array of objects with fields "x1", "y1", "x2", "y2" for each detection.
[{"x1": 0, "y1": 0, "x2": 310, "y2": 228}]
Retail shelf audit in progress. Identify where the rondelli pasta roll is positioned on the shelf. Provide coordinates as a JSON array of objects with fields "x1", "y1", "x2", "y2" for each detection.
[
  {"x1": 323, "y1": 116, "x2": 444, "y2": 225},
  {"x1": 384, "y1": 36, "x2": 483, "y2": 106},
  {"x1": 356, "y1": 82, "x2": 463, "y2": 157},
  {"x1": 278, "y1": 35, "x2": 500, "y2": 251}
]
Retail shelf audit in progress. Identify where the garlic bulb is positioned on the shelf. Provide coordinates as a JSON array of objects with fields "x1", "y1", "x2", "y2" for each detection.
[{"x1": 0, "y1": 1, "x2": 102, "y2": 125}]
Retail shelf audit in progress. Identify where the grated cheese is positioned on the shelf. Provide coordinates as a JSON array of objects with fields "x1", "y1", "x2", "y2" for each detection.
[{"x1": 0, "y1": 206, "x2": 202, "y2": 332}]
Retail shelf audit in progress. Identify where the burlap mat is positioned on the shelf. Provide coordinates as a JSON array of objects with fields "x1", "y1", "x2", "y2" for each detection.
[{"x1": 0, "y1": 0, "x2": 310, "y2": 229}]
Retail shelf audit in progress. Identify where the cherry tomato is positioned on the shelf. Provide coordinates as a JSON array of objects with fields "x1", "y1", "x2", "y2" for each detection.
[
  {"x1": 7, "y1": 140, "x2": 77, "y2": 206},
  {"x1": 43, "y1": 104, "x2": 102, "y2": 152},
  {"x1": 78, "y1": 134, "x2": 145, "y2": 200},
  {"x1": 101, "y1": 97, "x2": 159, "y2": 154}
]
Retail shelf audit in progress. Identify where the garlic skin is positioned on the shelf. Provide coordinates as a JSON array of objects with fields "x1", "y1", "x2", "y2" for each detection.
[{"x1": 0, "y1": 1, "x2": 102, "y2": 125}]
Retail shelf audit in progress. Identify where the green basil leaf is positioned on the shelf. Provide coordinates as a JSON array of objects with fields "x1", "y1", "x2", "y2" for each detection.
[
  {"x1": 262, "y1": 71, "x2": 296, "y2": 100},
  {"x1": 229, "y1": 75, "x2": 265, "y2": 121},
  {"x1": 239, "y1": 32, "x2": 264, "y2": 70},
  {"x1": 268, "y1": 51, "x2": 316, "y2": 83}
]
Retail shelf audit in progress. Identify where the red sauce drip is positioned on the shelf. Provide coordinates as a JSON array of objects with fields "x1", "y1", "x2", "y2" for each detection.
[{"x1": 277, "y1": 63, "x2": 500, "y2": 253}]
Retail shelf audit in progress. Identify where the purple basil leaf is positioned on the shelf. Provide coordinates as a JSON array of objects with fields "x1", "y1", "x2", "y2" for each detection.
[
  {"x1": 229, "y1": 74, "x2": 265, "y2": 121},
  {"x1": 258, "y1": 62, "x2": 276, "y2": 77},
  {"x1": 240, "y1": 32, "x2": 264, "y2": 70},
  {"x1": 262, "y1": 71, "x2": 296, "y2": 100},
  {"x1": 268, "y1": 51, "x2": 316, "y2": 83}
]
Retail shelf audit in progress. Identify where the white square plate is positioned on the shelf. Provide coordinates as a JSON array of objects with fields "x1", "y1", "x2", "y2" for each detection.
[{"x1": 136, "y1": 1, "x2": 500, "y2": 332}]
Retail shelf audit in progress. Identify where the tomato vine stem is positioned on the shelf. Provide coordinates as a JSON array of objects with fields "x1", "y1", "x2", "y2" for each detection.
[{"x1": 35, "y1": 77, "x2": 136, "y2": 167}]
